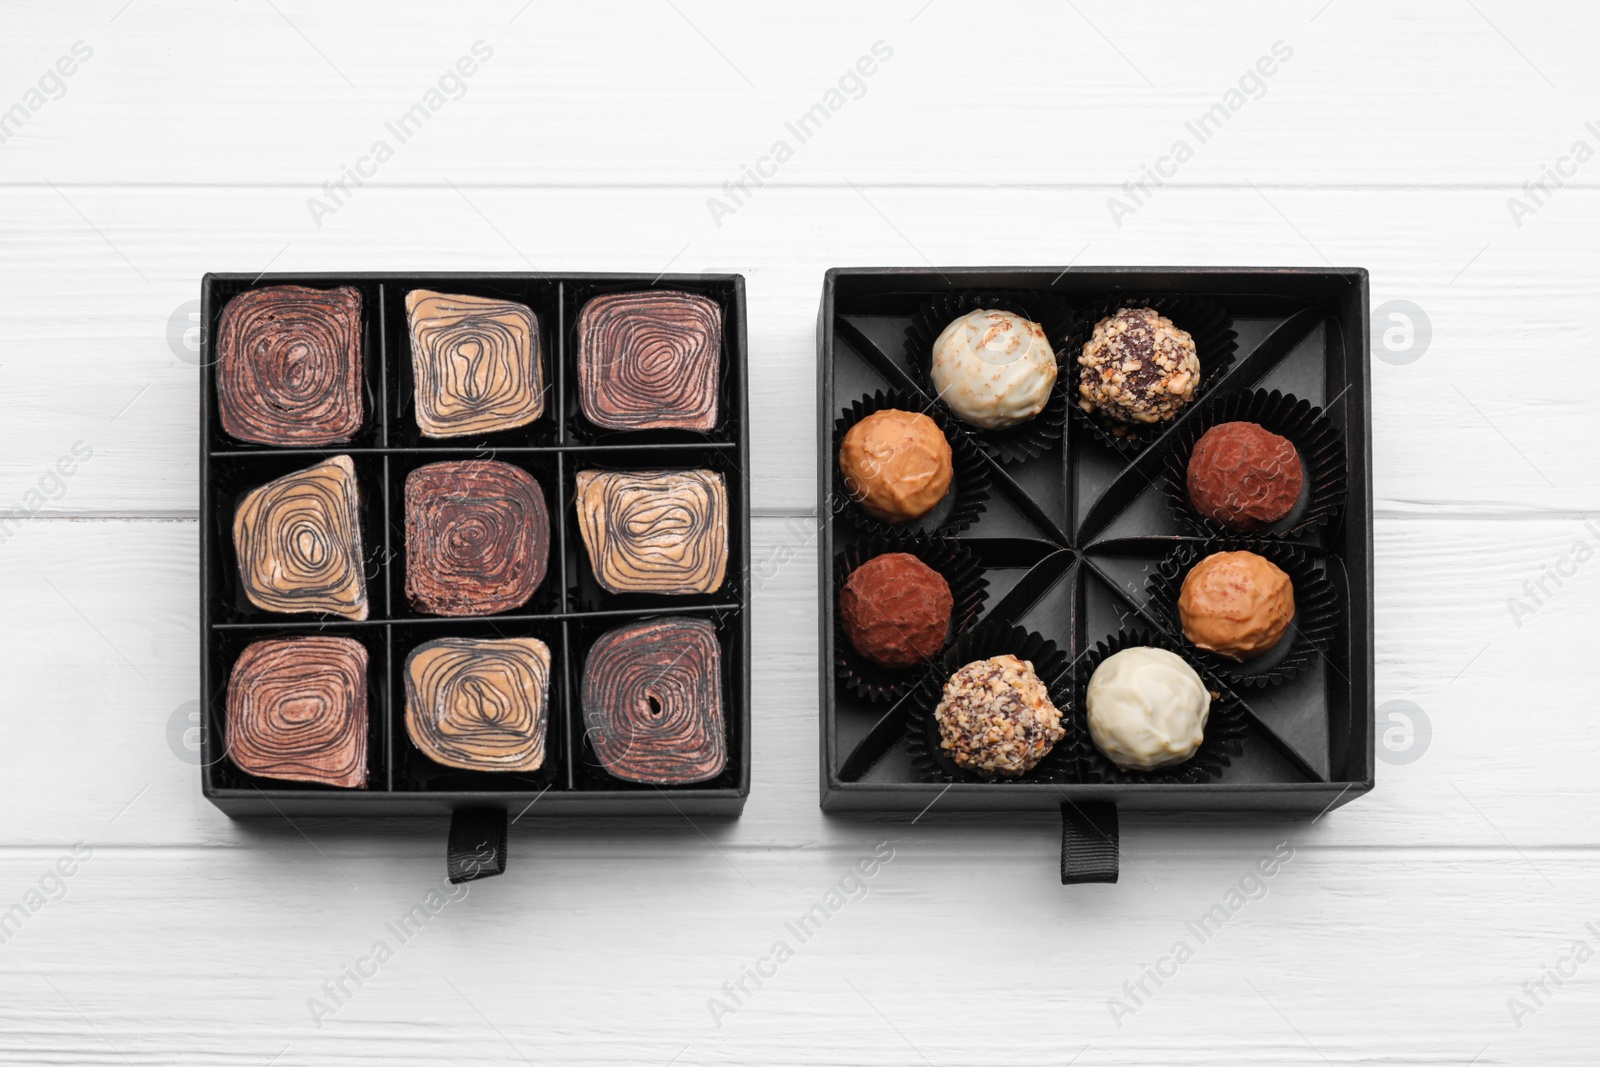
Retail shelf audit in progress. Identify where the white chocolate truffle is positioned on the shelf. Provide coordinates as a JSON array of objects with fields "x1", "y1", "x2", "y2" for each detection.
[
  {"x1": 1086, "y1": 647, "x2": 1210, "y2": 771},
  {"x1": 929, "y1": 309, "x2": 1057, "y2": 430}
]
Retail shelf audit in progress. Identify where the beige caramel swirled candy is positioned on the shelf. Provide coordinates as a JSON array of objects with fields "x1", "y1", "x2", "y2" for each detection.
[
  {"x1": 406, "y1": 289, "x2": 543, "y2": 438},
  {"x1": 575, "y1": 469, "x2": 728, "y2": 595},
  {"x1": 232, "y1": 455, "x2": 368, "y2": 619},
  {"x1": 405, "y1": 637, "x2": 551, "y2": 772}
]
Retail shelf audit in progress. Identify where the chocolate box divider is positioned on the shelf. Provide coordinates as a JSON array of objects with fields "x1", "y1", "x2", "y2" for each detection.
[{"x1": 378, "y1": 283, "x2": 391, "y2": 448}]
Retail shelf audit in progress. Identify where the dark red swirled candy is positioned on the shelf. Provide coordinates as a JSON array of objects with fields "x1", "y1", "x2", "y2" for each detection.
[
  {"x1": 404, "y1": 460, "x2": 550, "y2": 616},
  {"x1": 581, "y1": 617, "x2": 725, "y2": 785},
  {"x1": 216, "y1": 285, "x2": 364, "y2": 445},
  {"x1": 226, "y1": 635, "x2": 368, "y2": 788},
  {"x1": 577, "y1": 290, "x2": 721, "y2": 431}
]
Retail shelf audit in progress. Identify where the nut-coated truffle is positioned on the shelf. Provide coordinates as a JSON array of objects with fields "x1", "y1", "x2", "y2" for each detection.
[
  {"x1": 1077, "y1": 307, "x2": 1200, "y2": 426},
  {"x1": 933, "y1": 654, "x2": 1064, "y2": 778},
  {"x1": 838, "y1": 409, "x2": 953, "y2": 524},
  {"x1": 839, "y1": 552, "x2": 953, "y2": 670},
  {"x1": 929, "y1": 309, "x2": 1057, "y2": 430},
  {"x1": 1177, "y1": 551, "x2": 1295, "y2": 661},
  {"x1": 1086, "y1": 647, "x2": 1211, "y2": 770},
  {"x1": 1187, "y1": 421, "x2": 1303, "y2": 531}
]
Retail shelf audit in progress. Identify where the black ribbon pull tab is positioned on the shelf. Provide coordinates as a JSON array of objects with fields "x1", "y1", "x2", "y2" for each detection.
[
  {"x1": 1060, "y1": 801, "x2": 1119, "y2": 884},
  {"x1": 447, "y1": 807, "x2": 508, "y2": 884}
]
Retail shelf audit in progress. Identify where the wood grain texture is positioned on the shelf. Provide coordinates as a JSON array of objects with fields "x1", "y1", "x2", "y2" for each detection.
[{"x1": 0, "y1": 0, "x2": 1596, "y2": 1061}]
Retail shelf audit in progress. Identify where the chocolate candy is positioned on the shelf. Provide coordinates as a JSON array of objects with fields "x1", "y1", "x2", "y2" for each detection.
[
  {"x1": 582, "y1": 617, "x2": 725, "y2": 784},
  {"x1": 930, "y1": 309, "x2": 1057, "y2": 430},
  {"x1": 405, "y1": 289, "x2": 544, "y2": 438},
  {"x1": 577, "y1": 290, "x2": 721, "y2": 430},
  {"x1": 405, "y1": 637, "x2": 551, "y2": 772},
  {"x1": 838, "y1": 409, "x2": 953, "y2": 524},
  {"x1": 575, "y1": 469, "x2": 728, "y2": 595},
  {"x1": 1178, "y1": 551, "x2": 1295, "y2": 660},
  {"x1": 839, "y1": 552, "x2": 952, "y2": 670},
  {"x1": 404, "y1": 460, "x2": 549, "y2": 616},
  {"x1": 1078, "y1": 306, "x2": 1199, "y2": 426},
  {"x1": 933, "y1": 654, "x2": 1064, "y2": 778},
  {"x1": 226, "y1": 635, "x2": 368, "y2": 788},
  {"x1": 216, "y1": 285, "x2": 363, "y2": 445},
  {"x1": 232, "y1": 455, "x2": 368, "y2": 619},
  {"x1": 1085, "y1": 647, "x2": 1211, "y2": 770},
  {"x1": 1186, "y1": 421, "x2": 1303, "y2": 531}
]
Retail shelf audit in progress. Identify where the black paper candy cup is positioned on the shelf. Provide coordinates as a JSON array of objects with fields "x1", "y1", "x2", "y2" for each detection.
[
  {"x1": 833, "y1": 534, "x2": 989, "y2": 705},
  {"x1": 1160, "y1": 388, "x2": 1347, "y2": 539},
  {"x1": 832, "y1": 389, "x2": 991, "y2": 538},
  {"x1": 1066, "y1": 293, "x2": 1238, "y2": 455},
  {"x1": 901, "y1": 290, "x2": 1074, "y2": 465},
  {"x1": 1073, "y1": 628, "x2": 1247, "y2": 785},
  {"x1": 1144, "y1": 539, "x2": 1339, "y2": 689},
  {"x1": 903, "y1": 622, "x2": 1084, "y2": 784}
]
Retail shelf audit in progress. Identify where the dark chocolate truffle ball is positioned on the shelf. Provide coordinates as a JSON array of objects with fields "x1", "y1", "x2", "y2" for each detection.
[
  {"x1": 1186, "y1": 421, "x2": 1303, "y2": 531},
  {"x1": 839, "y1": 552, "x2": 953, "y2": 670}
]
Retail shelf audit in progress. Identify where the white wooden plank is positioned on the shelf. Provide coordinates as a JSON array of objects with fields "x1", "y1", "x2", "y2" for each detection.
[
  {"x1": 1, "y1": 185, "x2": 1598, "y2": 516},
  {"x1": 1, "y1": 0, "x2": 1596, "y2": 187},
  {"x1": 0, "y1": 516, "x2": 1592, "y2": 849}
]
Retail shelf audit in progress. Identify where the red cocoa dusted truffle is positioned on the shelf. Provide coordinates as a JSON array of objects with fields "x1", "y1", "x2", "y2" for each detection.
[
  {"x1": 1186, "y1": 421, "x2": 1303, "y2": 532},
  {"x1": 839, "y1": 552, "x2": 953, "y2": 670}
]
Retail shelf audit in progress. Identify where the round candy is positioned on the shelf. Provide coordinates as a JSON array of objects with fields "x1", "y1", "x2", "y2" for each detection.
[
  {"x1": 839, "y1": 552, "x2": 953, "y2": 670},
  {"x1": 1187, "y1": 421, "x2": 1303, "y2": 531},
  {"x1": 929, "y1": 309, "x2": 1057, "y2": 430},
  {"x1": 1077, "y1": 307, "x2": 1200, "y2": 425},
  {"x1": 1086, "y1": 647, "x2": 1211, "y2": 770},
  {"x1": 839, "y1": 409, "x2": 953, "y2": 524},
  {"x1": 1178, "y1": 551, "x2": 1295, "y2": 661},
  {"x1": 933, "y1": 654, "x2": 1064, "y2": 778}
]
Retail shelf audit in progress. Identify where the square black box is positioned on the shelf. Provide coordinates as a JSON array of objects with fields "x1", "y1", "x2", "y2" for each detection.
[
  {"x1": 817, "y1": 267, "x2": 1374, "y2": 816},
  {"x1": 200, "y1": 273, "x2": 750, "y2": 818}
]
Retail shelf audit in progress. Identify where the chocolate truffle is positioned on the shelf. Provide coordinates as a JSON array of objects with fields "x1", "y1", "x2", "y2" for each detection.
[
  {"x1": 406, "y1": 289, "x2": 543, "y2": 438},
  {"x1": 217, "y1": 285, "x2": 363, "y2": 445},
  {"x1": 838, "y1": 409, "x2": 953, "y2": 524},
  {"x1": 1178, "y1": 551, "x2": 1295, "y2": 661},
  {"x1": 1077, "y1": 307, "x2": 1200, "y2": 426},
  {"x1": 839, "y1": 552, "x2": 954, "y2": 670},
  {"x1": 930, "y1": 309, "x2": 1057, "y2": 430},
  {"x1": 232, "y1": 455, "x2": 368, "y2": 619},
  {"x1": 405, "y1": 460, "x2": 549, "y2": 616},
  {"x1": 1086, "y1": 647, "x2": 1211, "y2": 770},
  {"x1": 582, "y1": 617, "x2": 725, "y2": 784},
  {"x1": 1186, "y1": 421, "x2": 1303, "y2": 531},
  {"x1": 226, "y1": 635, "x2": 368, "y2": 788},
  {"x1": 575, "y1": 469, "x2": 728, "y2": 595},
  {"x1": 405, "y1": 637, "x2": 551, "y2": 772},
  {"x1": 577, "y1": 290, "x2": 721, "y2": 431},
  {"x1": 933, "y1": 654, "x2": 1065, "y2": 778}
]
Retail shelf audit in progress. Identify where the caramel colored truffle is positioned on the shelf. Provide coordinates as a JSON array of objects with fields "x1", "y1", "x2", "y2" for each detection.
[
  {"x1": 933, "y1": 654, "x2": 1065, "y2": 778},
  {"x1": 1086, "y1": 647, "x2": 1211, "y2": 770},
  {"x1": 839, "y1": 409, "x2": 953, "y2": 524},
  {"x1": 1078, "y1": 307, "x2": 1199, "y2": 425},
  {"x1": 1187, "y1": 422, "x2": 1303, "y2": 531},
  {"x1": 839, "y1": 552, "x2": 953, "y2": 670},
  {"x1": 929, "y1": 309, "x2": 1057, "y2": 430},
  {"x1": 1178, "y1": 551, "x2": 1295, "y2": 661}
]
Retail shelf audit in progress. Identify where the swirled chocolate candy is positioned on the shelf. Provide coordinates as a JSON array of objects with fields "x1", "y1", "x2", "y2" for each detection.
[
  {"x1": 226, "y1": 635, "x2": 368, "y2": 788},
  {"x1": 405, "y1": 289, "x2": 544, "y2": 438},
  {"x1": 405, "y1": 637, "x2": 551, "y2": 772},
  {"x1": 582, "y1": 617, "x2": 725, "y2": 784},
  {"x1": 233, "y1": 456, "x2": 368, "y2": 619},
  {"x1": 575, "y1": 469, "x2": 728, "y2": 595},
  {"x1": 577, "y1": 290, "x2": 721, "y2": 430},
  {"x1": 405, "y1": 460, "x2": 549, "y2": 616},
  {"x1": 216, "y1": 285, "x2": 363, "y2": 445}
]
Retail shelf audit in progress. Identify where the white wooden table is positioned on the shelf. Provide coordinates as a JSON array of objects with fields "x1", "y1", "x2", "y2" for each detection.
[{"x1": 2, "y1": 1, "x2": 1595, "y2": 1062}]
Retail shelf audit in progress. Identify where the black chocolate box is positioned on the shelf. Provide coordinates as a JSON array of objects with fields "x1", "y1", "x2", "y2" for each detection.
[
  {"x1": 817, "y1": 267, "x2": 1374, "y2": 827},
  {"x1": 199, "y1": 273, "x2": 751, "y2": 827}
]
